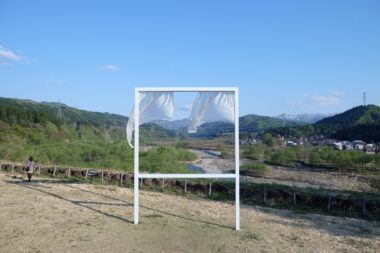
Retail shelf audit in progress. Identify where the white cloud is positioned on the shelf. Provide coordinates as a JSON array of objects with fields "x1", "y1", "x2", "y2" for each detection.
[
  {"x1": 102, "y1": 64, "x2": 120, "y2": 72},
  {"x1": 310, "y1": 95, "x2": 341, "y2": 106},
  {"x1": 46, "y1": 79, "x2": 64, "y2": 85},
  {"x1": 0, "y1": 45, "x2": 26, "y2": 63},
  {"x1": 328, "y1": 90, "x2": 344, "y2": 97},
  {"x1": 286, "y1": 92, "x2": 343, "y2": 108}
]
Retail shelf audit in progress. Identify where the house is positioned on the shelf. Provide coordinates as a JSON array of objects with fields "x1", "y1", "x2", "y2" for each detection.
[
  {"x1": 342, "y1": 141, "x2": 354, "y2": 150},
  {"x1": 286, "y1": 141, "x2": 297, "y2": 147},
  {"x1": 354, "y1": 144, "x2": 364, "y2": 150},
  {"x1": 365, "y1": 144, "x2": 376, "y2": 155},
  {"x1": 353, "y1": 140, "x2": 365, "y2": 150},
  {"x1": 333, "y1": 142, "x2": 343, "y2": 150},
  {"x1": 239, "y1": 138, "x2": 257, "y2": 145},
  {"x1": 324, "y1": 138, "x2": 339, "y2": 146}
]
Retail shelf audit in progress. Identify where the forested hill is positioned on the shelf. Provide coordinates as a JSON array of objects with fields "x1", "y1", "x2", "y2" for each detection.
[
  {"x1": 0, "y1": 97, "x2": 128, "y2": 128},
  {"x1": 314, "y1": 105, "x2": 380, "y2": 142},
  {"x1": 314, "y1": 105, "x2": 380, "y2": 129},
  {"x1": 268, "y1": 105, "x2": 380, "y2": 142},
  {"x1": 0, "y1": 97, "x2": 176, "y2": 170}
]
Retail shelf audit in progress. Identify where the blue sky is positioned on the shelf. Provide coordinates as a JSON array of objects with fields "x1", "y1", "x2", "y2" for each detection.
[{"x1": 0, "y1": 0, "x2": 379, "y2": 118}]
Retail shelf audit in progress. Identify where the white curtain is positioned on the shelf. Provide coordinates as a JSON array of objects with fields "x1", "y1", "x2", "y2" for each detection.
[
  {"x1": 188, "y1": 91, "x2": 235, "y2": 133},
  {"x1": 126, "y1": 92, "x2": 174, "y2": 147}
]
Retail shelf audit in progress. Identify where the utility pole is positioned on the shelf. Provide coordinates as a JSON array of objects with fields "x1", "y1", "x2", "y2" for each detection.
[{"x1": 57, "y1": 99, "x2": 62, "y2": 120}]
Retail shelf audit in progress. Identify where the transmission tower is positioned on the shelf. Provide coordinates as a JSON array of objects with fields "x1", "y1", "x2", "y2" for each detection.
[
  {"x1": 363, "y1": 92, "x2": 367, "y2": 106},
  {"x1": 57, "y1": 99, "x2": 62, "y2": 120}
]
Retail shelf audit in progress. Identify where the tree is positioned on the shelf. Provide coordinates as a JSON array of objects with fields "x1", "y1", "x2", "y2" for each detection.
[
  {"x1": 333, "y1": 152, "x2": 353, "y2": 170},
  {"x1": 262, "y1": 133, "x2": 276, "y2": 147},
  {"x1": 269, "y1": 148, "x2": 296, "y2": 166},
  {"x1": 357, "y1": 154, "x2": 374, "y2": 169},
  {"x1": 350, "y1": 151, "x2": 374, "y2": 169},
  {"x1": 375, "y1": 153, "x2": 380, "y2": 168},
  {"x1": 243, "y1": 144, "x2": 263, "y2": 160},
  {"x1": 310, "y1": 151, "x2": 322, "y2": 165}
]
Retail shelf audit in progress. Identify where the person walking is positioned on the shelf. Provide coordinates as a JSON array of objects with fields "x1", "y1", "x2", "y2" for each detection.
[{"x1": 26, "y1": 156, "x2": 34, "y2": 182}]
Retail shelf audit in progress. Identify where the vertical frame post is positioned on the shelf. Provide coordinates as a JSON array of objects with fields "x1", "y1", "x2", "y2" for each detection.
[
  {"x1": 134, "y1": 88, "x2": 140, "y2": 224},
  {"x1": 234, "y1": 88, "x2": 240, "y2": 230}
]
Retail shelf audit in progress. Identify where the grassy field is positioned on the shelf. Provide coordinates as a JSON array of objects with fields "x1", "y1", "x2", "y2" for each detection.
[{"x1": 1, "y1": 173, "x2": 379, "y2": 253}]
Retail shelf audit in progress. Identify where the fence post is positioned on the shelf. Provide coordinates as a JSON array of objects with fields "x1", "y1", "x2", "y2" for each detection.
[
  {"x1": 292, "y1": 192, "x2": 297, "y2": 207},
  {"x1": 101, "y1": 170, "x2": 104, "y2": 183},
  {"x1": 208, "y1": 182, "x2": 213, "y2": 197},
  {"x1": 327, "y1": 194, "x2": 332, "y2": 212},
  {"x1": 184, "y1": 180, "x2": 187, "y2": 195},
  {"x1": 362, "y1": 199, "x2": 367, "y2": 215},
  {"x1": 161, "y1": 178, "x2": 165, "y2": 191},
  {"x1": 53, "y1": 166, "x2": 57, "y2": 177},
  {"x1": 85, "y1": 169, "x2": 89, "y2": 181},
  {"x1": 11, "y1": 164, "x2": 14, "y2": 174},
  {"x1": 263, "y1": 188, "x2": 267, "y2": 205},
  {"x1": 0, "y1": 162, "x2": 2, "y2": 172},
  {"x1": 38, "y1": 166, "x2": 41, "y2": 175},
  {"x1": 67, "y1": 167, "x2": 71, "y2": 179},
  {"x1": 120, "y1": 173, "x2": 123, "y2": 186},
  {"x1": 140, "y1": 178, "x2": 143, "y2": 188}
]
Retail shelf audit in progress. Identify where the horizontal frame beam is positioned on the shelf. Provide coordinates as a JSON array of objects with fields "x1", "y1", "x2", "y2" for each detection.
[
  {"x1": 136, "y1": 87, "x2": 238, "y2": 92},
  {"x1": 138, "y1": 173, "x2": 237, "y2": 179}
]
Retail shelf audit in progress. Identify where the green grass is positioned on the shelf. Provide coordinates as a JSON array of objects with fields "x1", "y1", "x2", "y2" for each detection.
[{"x1": 240, "y1": 162, "x2": 268, "y2": 176}]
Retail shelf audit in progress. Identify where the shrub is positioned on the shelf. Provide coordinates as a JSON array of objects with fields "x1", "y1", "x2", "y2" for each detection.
[
  {"x1": 240, "y1": 163, "x2": 268, "y2": 176},
  {"x1": 243, "y1": 144, "x2": 263, "y2": 160},
  {"x1": 269, "y1": 148, "x2": 296, "y2": 166}
]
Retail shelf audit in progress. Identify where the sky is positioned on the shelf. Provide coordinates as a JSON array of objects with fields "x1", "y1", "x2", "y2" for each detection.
[{"x1": 0, "y1": 0, "x2": 379, "y2": 119}]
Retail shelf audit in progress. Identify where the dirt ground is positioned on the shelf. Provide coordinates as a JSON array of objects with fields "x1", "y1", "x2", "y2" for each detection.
[
  {"x1": 186, "y1": 149, "x2": 377, "y2": 193},
  {"x1": 0, "y1": 173, "x2": 379, "y2": 253},
  {"x1": 245, "y1": 164, "x2": 378, "y2": 193},
  {"x1": 188, "y1": 149, "x2": 234, "y2": 174}
]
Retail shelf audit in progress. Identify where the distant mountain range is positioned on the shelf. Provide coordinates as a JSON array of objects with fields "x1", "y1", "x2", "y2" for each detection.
[
  {"x1": 1, "y1": 96, "x2": 379, "y2": 142},
  {"x1": 153, "y1": 114, "x2": 304, "y2": 137},
  {"x1": 152, "y1": 119, "x2": 190, "y2": 131},
  {"x1": 276, "y1": 113, "x2": 334, "y2": 124},
  {"x1": 0, "y1": 97, "x2": 307, "y2": 140}
]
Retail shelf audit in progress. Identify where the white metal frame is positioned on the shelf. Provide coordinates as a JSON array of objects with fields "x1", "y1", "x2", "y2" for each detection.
[{"x1": 134, "y1": 87, "x2": 240, "y2": 230}]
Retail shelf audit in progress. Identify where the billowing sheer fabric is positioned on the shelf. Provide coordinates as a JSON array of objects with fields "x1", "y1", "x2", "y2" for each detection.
[
  {"x1": 188, "y1": 91, "x2": 235, "y2": 133},
  {"x1": 126, "y1": 92, "x2": 174, "y2": 147}
]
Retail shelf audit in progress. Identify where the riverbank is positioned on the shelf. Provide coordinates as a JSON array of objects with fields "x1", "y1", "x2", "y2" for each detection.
[{"x1": 187, "y1": 149, "x2": 234, "y2": 174}]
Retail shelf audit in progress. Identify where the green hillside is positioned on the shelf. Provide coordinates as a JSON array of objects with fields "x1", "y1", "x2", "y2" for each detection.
[
  {"x1": 268, "y1": 105, "x2": 380, "y2": 142},
  {"x1": 193, "y1": 114, "x2": 303, "y2": 137},
  {"x1": 0, "y1": 97, "x2": 182, "y2": 172},
  {"x1": 0, "y1": 97, "x2": 128, "y2": 128},
  {"x1": 315, "y1": 105, "x2": 380, "y2": 142},
  {"x1": 314, "y1": 105, "x2": 380, "y2": 131},
  {"x1": 240, "y1": 114, "x2": 304, "y2": 132}
]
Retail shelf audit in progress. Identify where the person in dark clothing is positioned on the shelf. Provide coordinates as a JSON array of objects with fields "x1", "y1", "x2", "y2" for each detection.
[{"x1": 26, "y1": 157, "x2": 34, "y2": 182}]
